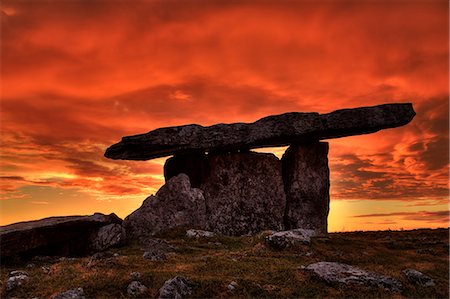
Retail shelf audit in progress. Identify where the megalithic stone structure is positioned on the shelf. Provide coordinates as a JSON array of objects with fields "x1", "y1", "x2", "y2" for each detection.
[{"x1": 105, "y1": 103, "x2": 415, "y2": 236}]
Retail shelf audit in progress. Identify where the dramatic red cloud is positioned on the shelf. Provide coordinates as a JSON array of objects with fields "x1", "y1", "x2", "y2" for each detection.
[{"x1": 0, "y1": 0, "x2": 448, "y2": 230}]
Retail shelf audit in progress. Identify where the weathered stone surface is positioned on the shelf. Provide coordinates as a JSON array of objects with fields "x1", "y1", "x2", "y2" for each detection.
[
  {"x1": 266, "y1": 229, "x2": 318, "y2": 248},
  {"x1": 52, "y1": 288, "x2": 86, "y2": 299},
  {"x1": 158, "y1": 276, "x2": 193, "y2": 299},
  {"x1": 0, "y1": 213, "x2": 122, "y2": 259},
  {"x1": 200, "y1": 152, "x2": 285, "y2": 235},
  {"x1": 6, "y1": 270, "x2": 29, "y2": 292},
  {"x1": 90, "y1": 223, "x2": 127, "y2": 251},
  {"x1": 186, "y1": 229, "x2": 216, "y2": 238},
  {"x1": 282, "y1": 142, "x2": 329, "y2": 232},
  {"x1": 127, "y1": 281, "x2": 148, "y2": 297},
  {"x1": 305, "y1": 262, "x2": 403, "y2": 293},
  {"x1": 403, "y1": 269, "x2": 435, "y2": 287},
  {"x1": 123, "y1": 174, "x2": 206, "y2": 238},
  {"x1": 105, "y1": 103, "x2": 415, "y2": 160}
]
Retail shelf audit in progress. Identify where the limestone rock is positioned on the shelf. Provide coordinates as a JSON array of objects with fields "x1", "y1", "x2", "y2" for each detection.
[
  {"x1": 130, "y1": 272, "x2": 141, "y2": 280},
  {"x1": 6, "y1": 270, "x2": 29, "y2": 292},
  {"x1": 127, "y1": 281, "x2": 148, "y2": 297},
  {"x1": 52, "y1": 288, "x2": 85, "y2": 299},
  {"x1": 158, "y1": 276, "x2": 193, "y2": 299},
  {"x1": 403, "y1": 269, "x2": 435, "y2": 287},
  {"x1": 282, "y1": 142, "x2": 329, "y2": 232},
  {"x1": 305, "y1": 262, "x2": 403, "y2": 293},
  {"x1": 266, "y1": 229, "x2": 317, "y2": 248},
  {"x1": 0, "y1": 213, "x2": 122, "y2": 259},
  {"x1": 200, "y1": 152, "x2": 285, "y2": 235},
  {"x1": 142, "y1": 251, "x2": 166, "y2": 261},
  {"x1": 123, "y1": 174, "x2": 206, "y2": 238},
  {"x1": 90, "y1": 223, "x2": 126, "y2": 252},
  {"x1": 105, "y1": 103, "x2": 415, "y2": 160},
  {"x1": 186, "y1": 229, "x2": 215, "y2": 238}
]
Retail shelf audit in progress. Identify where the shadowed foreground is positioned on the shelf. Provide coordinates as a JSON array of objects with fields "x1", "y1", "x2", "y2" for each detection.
[{"x1": 1, "y1": 228, "x2": 448, "y2": 298}]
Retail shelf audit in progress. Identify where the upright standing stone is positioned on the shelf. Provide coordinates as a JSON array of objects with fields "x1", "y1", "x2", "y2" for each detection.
[
  {"x1": 282, "y1": 142, "x2": 330, "y2": 233},
  {"x1": 165, "y1": 152, "x2": 286, "y2": 235}
]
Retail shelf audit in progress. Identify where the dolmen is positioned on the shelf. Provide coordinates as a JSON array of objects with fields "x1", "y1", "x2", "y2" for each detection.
[{"x1": 105, "y1": 103, "x2": 415, "y2": 238}]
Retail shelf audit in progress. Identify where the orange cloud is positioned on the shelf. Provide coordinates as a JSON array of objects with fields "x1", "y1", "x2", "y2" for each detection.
[{"x1": 0, "y1": 0, "x2": 448, "y2": 228}]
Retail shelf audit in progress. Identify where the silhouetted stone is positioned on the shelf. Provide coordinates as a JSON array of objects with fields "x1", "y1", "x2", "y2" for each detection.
[
  {"x1": 105, "y1": 103, "x2": 415, "y2": 160},
  {"x1": 0, "y1": 213, "x2": 122, "y2": 260},
  {"x1": 403, "y1": 269, "x2": 435, "y2": 287},
  {"x1": 200, "y1": 152, "x2": 285, "y2": 235},
  {"x1": 282, "y1": 142, "x2": 329, "y2": 232},
  {"x1": 123, "y1": 174, "x2": 207, "y2": 238}
]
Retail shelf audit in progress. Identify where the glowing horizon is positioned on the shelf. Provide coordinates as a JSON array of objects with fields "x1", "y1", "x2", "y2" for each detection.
[{"x1": 1, "y1": 0, "x2": 448, "y2": 231}]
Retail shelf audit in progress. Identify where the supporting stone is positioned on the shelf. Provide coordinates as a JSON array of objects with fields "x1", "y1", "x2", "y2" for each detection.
[
  {"x1": 282, "y1": 142, "x2": 330, "y2": 233},
  {"x1": 164, "y1": 152, "x2": 286, "y2": 235}
]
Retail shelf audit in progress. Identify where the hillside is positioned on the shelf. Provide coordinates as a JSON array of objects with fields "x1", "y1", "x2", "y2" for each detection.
[{"x1": 1, "y1": 228, "x2": 448, "y2": 298}]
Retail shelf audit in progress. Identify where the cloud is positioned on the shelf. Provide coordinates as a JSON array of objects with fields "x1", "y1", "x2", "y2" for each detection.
[
  {"x1": 0, "y1": 0, "x2": 448, "y2": 227},
  {"x1": 352, "y1": 210, "x2": 449, "y2": 224}
]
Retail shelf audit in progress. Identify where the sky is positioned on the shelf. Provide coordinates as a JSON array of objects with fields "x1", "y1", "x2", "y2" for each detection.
[{"x1": 0, "y1": 0, "x2": 448, "y2": 232}]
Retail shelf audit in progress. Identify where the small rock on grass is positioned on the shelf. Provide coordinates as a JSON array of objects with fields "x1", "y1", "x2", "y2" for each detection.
[
  {"x1": 403, "y1": 269, "x2": 435, "y2": 287},
  {"x1": 51, "y1": 287, "x2": 85, "y2": 299},
  {"x1": 227, "y1": 281, "x2": 238, "y2": 291},
  {"x1": 6, "y1": 270, "x2": 29, "y2": 292},
  {"x1": 143, "y1": 250, "x2": 166, "y2": 261},
  {"x1": 158, "y1": 276, "x2": 193, "y2": 299},
  {"x1": 186, "y1": 229, "x2": 216, "y2": 238},
  {"x1": 130, "y1": 272, "x2": 141, "y2": 280},
  {"x1": 127, "y1": 281, "x2": 148, "y2": 297},
  {"x1": 266, "y1": 229, "x2": 317, "y2": 248},
  {"x1": 305, "y1": 262, "x2": 403, "y2": 293}
]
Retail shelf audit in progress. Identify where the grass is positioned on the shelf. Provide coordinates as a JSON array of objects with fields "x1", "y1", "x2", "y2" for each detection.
[{"x1": 1, "y1": 228, "x2": 448, "y2": 298}]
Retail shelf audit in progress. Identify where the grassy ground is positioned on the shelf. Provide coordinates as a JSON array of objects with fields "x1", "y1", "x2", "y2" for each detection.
[{"x1": 1, "y1": 228, "x2": 448, "y2": 298}]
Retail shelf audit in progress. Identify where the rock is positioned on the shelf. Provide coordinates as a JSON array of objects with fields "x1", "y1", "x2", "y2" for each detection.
[
  {"x1": 305, "y1": 262, "x2": 403, "y2": 293},
  {"x1": 282, "y1": 142, "x2": 329, "y2": 232},
  {"x1": 143, "y1": 250, "x2": 166, "y2": 261},
  {"x1": 41, "y1": 266, "x2": 51, "y2": 274},
  {"x1": 130, "y1": 272, "x2": 141, "y2": 280},
  {"x1": 6, "y1": 271, "x2": 29, "y2": 292},
  {"x1": 127, "y1": 281, "x2": 148, "y2": 297},
  {"x1": 266, "y1": 229, "x2": 317, "y2": 248},
  {"x1": 403, "y1": 269, "x2": 435, "y2": 287},
  {"x1": 140, "y1": 239, "x2": 177, "y2": 253},
  {"x1": 200, "y1": 152, "x2": 285, "y2": 235},
  {"x1": 52, "y1": 288, "x2": 85, "y2": 299},
  {"x1": 123, "y1": 174, "x2": 207, "y2": 238},
  {"x1": 158, "y1": 276, "x2": 193, "y2": 299},
  {"x1": 228, "y1": 281, "x2": 239, "y2": 291},
  {"x1": 105, "y1": 103, "x2": 415, "y2": 160},
  {"x1": 0, "y1": 213, "x2": 122, "y2": 260},
  {"x1": 186, "y1": 229, "x2": 215, "y2": 238},
  {"x1": 90, "y1": 223, "x2": 126, "y2": 252},
  {"x1": 87, "y1": 251, "x2": 117, "y2": 267}
]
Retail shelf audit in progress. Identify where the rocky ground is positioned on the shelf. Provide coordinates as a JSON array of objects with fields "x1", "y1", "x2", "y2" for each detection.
[{"x1": 1, "y1": 228, "x2": 448, "y2": 298}]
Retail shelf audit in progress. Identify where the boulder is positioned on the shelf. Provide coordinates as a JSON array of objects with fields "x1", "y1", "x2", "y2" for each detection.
[
  {"x1": 127, "y1": 281, "x2": 148, "y2": 297},
  {"x1": 305, "y1": 262, "x2": 403, "y2": 293},
  {"x1": 282, "y1": 142, "x2": 329, "y2": 232},
  {"x1": 123, "y1": 174, "x2": 206, "y2": 238},
  {"x1": 403, "y1": 269, "x2": 435, "y2": 287},
  {"x1": 200, "y1": 152, "x2": 285, "y2": 235},
  {"x1": 266, "y1": 229, "x2": 318, "y2": 248},
  {"x1": 105, "y1": 103, "x2": 415, "y2": 160},
  {"x1": 52, "y1": 288, "x2": 86, "y2": 299},
  {"x1": 0, "y1": 213, "x2": 122, "y2": 260},
  {"x1": 158, "y1": 276, "x2": 193, "y2": 299},
  {"x1": 90, "y1": 223, "x2": 126, "y2": 251}
]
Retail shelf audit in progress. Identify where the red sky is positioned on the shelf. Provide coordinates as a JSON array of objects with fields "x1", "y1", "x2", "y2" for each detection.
[{"x1": 1, "y1": 0, "x2": 448, "y2": 231}]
